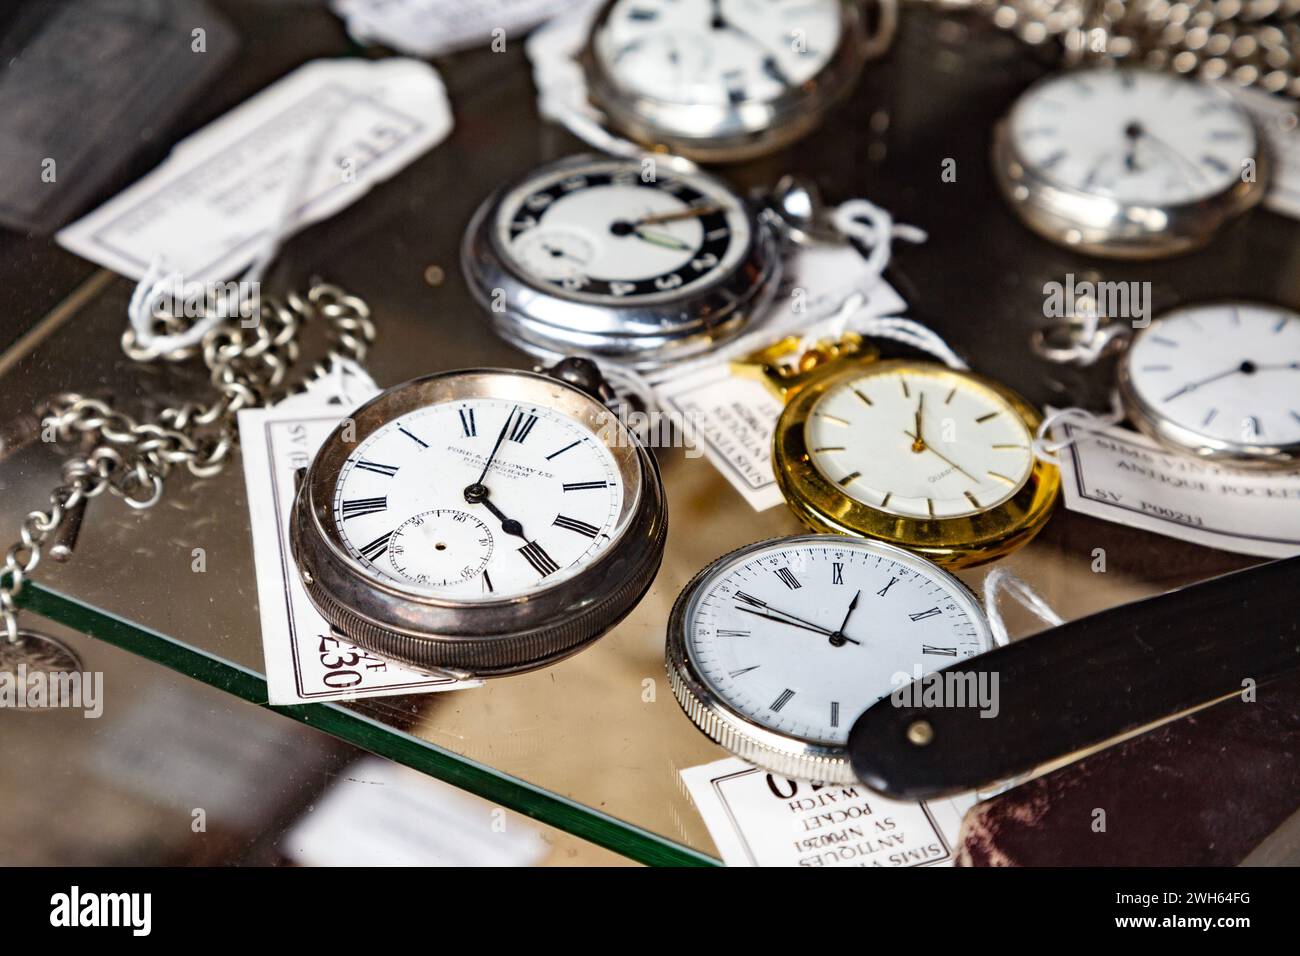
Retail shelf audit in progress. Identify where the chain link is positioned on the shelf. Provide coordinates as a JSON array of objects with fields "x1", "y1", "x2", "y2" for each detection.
[
  {"x1": 966, "y1": 0, "x2": 1300, "y2": 95},
  {"x1": 0, "y1": 282, "x2": 375, "y2": 644}
]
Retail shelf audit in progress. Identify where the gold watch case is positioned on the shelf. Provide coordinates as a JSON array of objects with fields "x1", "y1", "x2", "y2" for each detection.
[{"x1": 736, "y1": 335, "x2": 1061, "y2": 568}]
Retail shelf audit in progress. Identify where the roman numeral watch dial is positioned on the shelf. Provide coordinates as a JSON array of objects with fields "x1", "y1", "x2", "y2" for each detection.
[
  {"x1": 993, "y1": 66, "x2": 1269, "y2": 258},
  {"x1": 290, "y1": 362, "x2": 667, "y2": 677},
  {"x1": 463, "y1": 154, "x2": 781, "y2": 369},
  {"x1": 583, "y1": 0, "x2": 889, "y2": 162},
  {"x1": 667, "y1": 535, "x2": 994, "y2": 783},
  {"x1": 740, "y1": 337, "x2": 1061, "y2": 568},
  {"x1": 1118, "y1": 302, "x2": 1300, "y2": 468}
]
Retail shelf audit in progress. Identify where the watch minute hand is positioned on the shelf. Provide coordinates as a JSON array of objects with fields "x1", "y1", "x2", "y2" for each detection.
[
  {"x1": 633, "y1": 205, "x2": 725, "y2": 227},
  {"x1": 472, "y1": 405, "x2": 518, "y2": 488},
  {"x1": 903, "y1": 430, "x2": 979, "y2": 483}
]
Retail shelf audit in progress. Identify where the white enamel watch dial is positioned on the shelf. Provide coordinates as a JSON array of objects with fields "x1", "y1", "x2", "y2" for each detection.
[
  {"x1": 333, "y1": 398, "x2": 624, "y2": 601},
  {"x1": 804, "y1": 366, "x2": 1035, "y2": 520},
  {"x1": 595, "y1": 0, "x2": 842, "y2": 109},
  {"x1": 493, "y1": 157, "x2": 750, "y2": 305},
  {"x1": 667, "y1": 535, "x2": 993, "y2": 782},
  {"x1": 993, "y1": 66, "x2": 1267, "y2": 257},
  {"x1": 291, "y1": 365, "x2": 667, "y2": 676},
  {"x1": 1119, "y1": 302, "x2": 1300, "y2": 467},
  {"x1": 583, "y1": 0, "x2": 877, "y2": 162},
  {"x1": 1011, "y1": 69, "x2": 1253, "y2": 204}
]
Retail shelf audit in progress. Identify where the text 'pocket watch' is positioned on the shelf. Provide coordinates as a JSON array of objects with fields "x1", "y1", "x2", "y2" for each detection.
[
  {"x1": 736, "y1": 334, "x2": 1060, "y2": 567},
  {"x1": 463, "y1": 153, "x2": 781, "y2": 370},
  {"x1": 667, "y1": 534, "x2": 994, "y2": 783},
  {"x1": 1118, "y1": 301, "x2": 1300, "y2": 469},
  {"x1": 290, "y1": 359, "x2": 667, "y2": 677},
  {"x1": 993, "y1": 66, "x2": 1269, "y2": 258},
  {"x1": 582, "y1": 0, "x2": 890, "y2": 163}
]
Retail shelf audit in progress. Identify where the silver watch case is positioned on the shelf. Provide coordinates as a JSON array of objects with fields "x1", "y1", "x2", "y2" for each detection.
[
  {"x1": 1117, "y1": 303, "x2": 1300, "y2": 469},
  {"x1": 581, "y1": 0, "x2": 888, "y2": 164},
  {"x1": 462, "y1": 154, "x2": 783, "y2": 371},
  {"x1": 992, "y1": 70, "x2": 1271, "y2": 259},
  {"x1": 290, "y1": 368, "x2": 668, "y2": 677},
  {"x1": 665, "y1": 534, "x2": 993, "y2": 784}
]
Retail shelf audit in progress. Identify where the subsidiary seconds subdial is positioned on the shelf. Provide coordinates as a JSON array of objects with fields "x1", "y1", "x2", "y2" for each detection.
[{"x1": 388, "y1": 510, "x2": 494, "y2": 588}]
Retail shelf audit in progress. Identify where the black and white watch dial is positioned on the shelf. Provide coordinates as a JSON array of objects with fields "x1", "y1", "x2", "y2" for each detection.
[{"x1": 463, "y1": 154, "x2": 781, "y2": 369}]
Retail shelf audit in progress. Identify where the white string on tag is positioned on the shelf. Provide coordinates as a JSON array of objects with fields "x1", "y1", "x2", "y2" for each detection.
[
  {"x1": 1030, "y1": 306, "x2": 1131, "y2": 367},
  {"x1": 1032, "y1": 395, "x2": 1126, "y2": 464},
  {"x1": 830, "y1": 198, "x2": 927, "y2": 290},
  {"x1": 616, "y1": 196, "x2": 929, "y2": 409},
  {"x1": 981, "y1": 566, "x2": 1064, "y2": 648},
  {"x1": 526, "y1": 0, "x2": 658, "y2": 161},
  {"x1": 127, "y1": 87, "x2": 354, "y2": 357}
]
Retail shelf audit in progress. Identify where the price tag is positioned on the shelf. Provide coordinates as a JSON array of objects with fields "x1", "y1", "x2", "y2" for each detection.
[
  {"x1": 334, "y1": 0, "x2": 584, "y2": 57},
  {"x1": 681, "y1": 758, "x2": 976, "y2": 868},
  {"x1": 57, "y1": 58, "x2": 453, "y2": 281},
  {"x1": 1055, "y1": 419, "x2": 1300, "y2": 559},
  {"x1": 237, "y1": 363, "x2": 482, "y2": 704}
]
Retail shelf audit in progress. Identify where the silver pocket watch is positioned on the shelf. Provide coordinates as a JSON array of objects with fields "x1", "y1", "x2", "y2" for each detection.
[
  {"x1": 290, "y1": 358, "x2": 667, "y2": 677},
  {"x1": 1117, "y1": 302, "x2": 1300, "y2": 468},
  {"x1": 581, "y1": 0, "x2": 893, "y2": 163},
  {"x1": 462, "y1": 153, "x2": 790, "y2": 370},
  {"x1": 993, "y1": 65, "x2": 1270, "y2": 258},
  {"x1": 667, "y1": 534, "x2": 995, "y2": 783},
  {"x1": 1039, "y1": 300, "x2": 1300, "y2": 469}
]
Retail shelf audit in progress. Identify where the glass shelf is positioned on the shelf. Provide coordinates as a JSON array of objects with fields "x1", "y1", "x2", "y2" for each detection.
[{"x1": 0, "y1": 8, "x2": 1275, "y2": 866}]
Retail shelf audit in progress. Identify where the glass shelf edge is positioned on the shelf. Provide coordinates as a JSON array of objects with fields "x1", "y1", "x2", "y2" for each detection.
[{"x1": 17, "y1": 582, "x2": 721, "y2": 868}]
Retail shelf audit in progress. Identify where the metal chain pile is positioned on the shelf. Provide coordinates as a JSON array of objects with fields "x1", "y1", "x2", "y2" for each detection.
[
  {"x1": 964, "y1": 0, "x2": 1300, "y2": 96},
  {"x1": 0, "y1": 282, "x2": 375, "y2": 644}
]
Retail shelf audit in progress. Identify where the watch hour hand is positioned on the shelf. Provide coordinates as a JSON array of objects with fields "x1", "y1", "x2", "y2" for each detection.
[
  {"x1": 465, "y1": 484, "x2": 526, "y2": 540},
  {"x1": 633, "y1": 227, "x2": 693, "y2": 252}
]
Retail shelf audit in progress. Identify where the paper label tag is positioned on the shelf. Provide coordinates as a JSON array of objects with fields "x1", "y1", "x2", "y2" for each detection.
[
  {"x1": 653, "y1": 255, "x2": 907, "y2": 511},
  {"x1": 681, "y1": 758, "x2": 976, "y2": 867},
  {"x1": 525, "y1": 0, "x2": 615, "y2": 143},
  {"x1": 57, "y1": 58, "x2": 453, "y2": 281},
  {"x1": 657, "y1": 367, "x2": 788, "y2": 510},
  {"x1": 282, "y1": 756, "x2": 548, "y2": 866},
  {"x1": 1230, "y1": 85, "x2": 1300, "y2": 221},
  {"x1": 238, "y1": 366, "x2": 481, "y2": 704},
  {"x1": 334, "y1": 0, "x2": 582, "y2": 57},
  {"x1": 1056, "y1": 421, "x2": 1300, "y2": 559}
]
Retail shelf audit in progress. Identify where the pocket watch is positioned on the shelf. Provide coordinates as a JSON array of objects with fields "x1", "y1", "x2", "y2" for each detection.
[
  {"x1": 992, "y1": 66, "x2": 1269, "y2": 258},
  {"x1": 667, "y1": 534, "x2": 994, "y2": 783},
  {"x1": 580, "y1": 0, "x2": 891, "y2": 163},
  {"x1": 1117, "y1": 301, "x2": 1300, "y2": 469},
  {"x1": 462, "y1": 153, "x2": 781, "y2": 370},
  {"x1": 736, "y1": 334, "x2": 1060, "y2": 567},
  {"x1": 289, "y1": 359, "x2": 667, "y2": 677}
]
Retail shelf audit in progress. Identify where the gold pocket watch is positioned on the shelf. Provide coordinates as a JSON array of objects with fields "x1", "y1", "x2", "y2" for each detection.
[{"x1": 735, "y1": 335, "x2": 1060, "y2": 568}]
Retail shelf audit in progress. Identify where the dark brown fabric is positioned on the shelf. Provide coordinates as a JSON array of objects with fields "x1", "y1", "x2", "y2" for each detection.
[{"x1": 956, "y1": 672, "x2": 1300, "y2": 866}]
